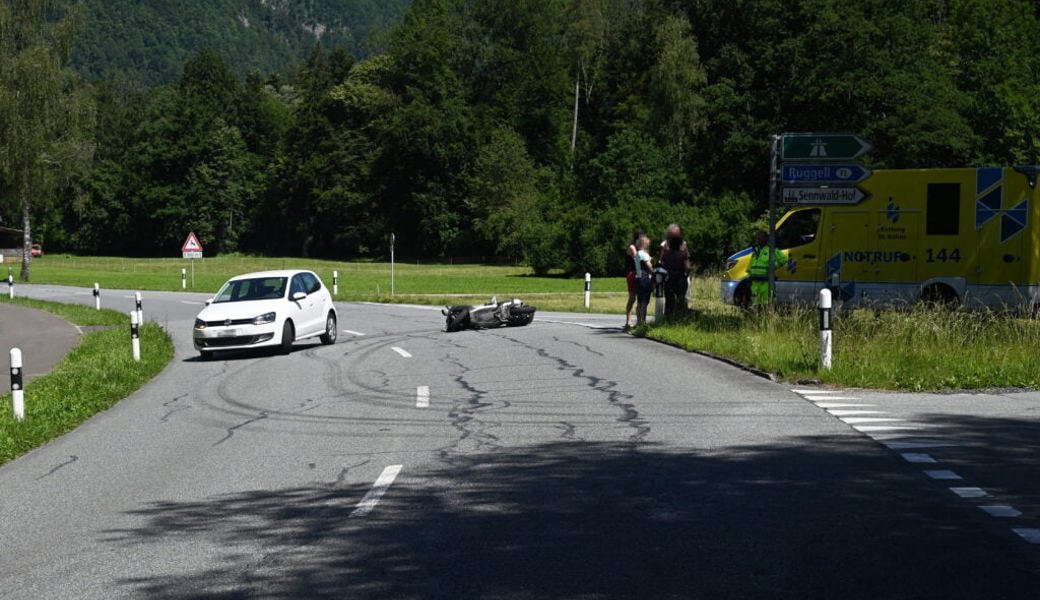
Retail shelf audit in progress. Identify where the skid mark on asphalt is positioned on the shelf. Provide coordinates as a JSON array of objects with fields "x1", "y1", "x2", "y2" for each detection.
[
  {"x1": 794, "y1": 388, "x2": 1037, "y2": 545},
  {"x1": 438, "y1": 354, "x2": 503, "y2": 458},
  {"x1": 159, "y1": 392, "x2": 192, "y2": 424},
  {"x1": 36, "y1": 455, "x2": 78, "y2": 480},
  {"x1": 213, "y1": 412, "x2": 269, "y2": 446},
  {"x1": 498, "y1": 332, "x2": 649, "y2": 444}
]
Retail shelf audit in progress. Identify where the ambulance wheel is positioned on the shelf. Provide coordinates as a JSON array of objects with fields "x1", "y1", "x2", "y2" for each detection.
[{"x1": 920, "y1": 284, "x2": 959, "y2": 310}]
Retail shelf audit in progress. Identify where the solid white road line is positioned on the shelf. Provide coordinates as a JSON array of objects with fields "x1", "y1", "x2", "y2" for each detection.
[
  {"x1": 1013, "y1": 528, "x2": 1040, "y2": 544},
  {"x1": 980, "y1": 505, "x2": 1022, "y2": 518},
  {"x1": 416, "y1": 386, "x2": 430, "y2": 408},
  {"x1": 841, "y1": 417, "x2": 906, "y2": 424},
  {"x1": 342, "y1": 329, "x2": 366, "y2": 336},
  {"x1": 815, "y1": 403, "x2": 876, "y2": 409},
  {"x1": 792, "y1": 389, "x2": 834, "y2": 395},
  {"x1": 350, "y1": 465, "x2": 403, "y2": 518},
  {"x1": 901, "y1": 453, "x2": 936, "y2": 464},
  {"x1": 807, "y1": 396, "x2": 861, "y2": 401},
  {"x1": 925, "y1": 470, "x2": 963, "y2": 480},
  {"x1": 392, "y1": 347, "x2": 412, "y2": 358},
  {"x1": 827, "y1": 409, "x2": 887, "y2": 416},
  {"x1": 180, "y1": 300, "x2": 203, "y2": 305},
  {"x1": 950, "y1": 487, "x2": 989, "y2": 498}
]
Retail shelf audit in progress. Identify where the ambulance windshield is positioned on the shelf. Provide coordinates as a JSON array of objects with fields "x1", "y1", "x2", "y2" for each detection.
[{"x1": 776, "y1": 209, "x2": 820, "y2": 249}]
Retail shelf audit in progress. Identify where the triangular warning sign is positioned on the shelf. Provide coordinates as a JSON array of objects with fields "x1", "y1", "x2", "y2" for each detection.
[{"x1": 181, "y1": 232, "x2": 204, "y2": 252}]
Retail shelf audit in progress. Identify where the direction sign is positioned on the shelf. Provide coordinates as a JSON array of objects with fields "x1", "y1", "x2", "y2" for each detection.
[
  {"x1": 781, "y1": 163, "x2": 872, "y2": 185},
  {"x1": 181, "y1": 232, "x2": 203, "y2": 259},
  {"x1": 781, "y1": 186, "x2": 870, "y2": 205},
  {"x1": 781, "y1": 134, "x2": 873, "y2": 161}
]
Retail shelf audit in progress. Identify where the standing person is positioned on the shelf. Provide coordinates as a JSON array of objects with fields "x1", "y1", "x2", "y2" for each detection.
[
  {"x1": 624, "y1": 228, "x2": 644, "y2": 329},
  {"x1": 748, "y1": 229, "x2": 788, "y2": 307},
  {"x1": 634, "y1": 234, "x2": 653, "y2": 326},
  {"x1": 659, "y1": 224, "x2": 692, "y2": 319}
]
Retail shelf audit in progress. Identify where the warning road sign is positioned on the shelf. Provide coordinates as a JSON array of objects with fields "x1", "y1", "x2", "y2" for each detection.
[{"x1": 182, "y1": 232, "x2": 203, "y2": 259}]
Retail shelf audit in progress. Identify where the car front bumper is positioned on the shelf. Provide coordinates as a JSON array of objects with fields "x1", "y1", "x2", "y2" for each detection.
[{"x1": 193, "y1": 325, "x2": 279, "y2": 351}]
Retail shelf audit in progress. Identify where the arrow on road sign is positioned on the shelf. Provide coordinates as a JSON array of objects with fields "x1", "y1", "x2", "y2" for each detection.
[
  {"x1": 781, "y1": 163, "x2": 873, "y2": 184},
  {"x1": 782, "y1": 186, "x2": 870, "y2": 205},
  {"x1": 781, "y1": 134, "x2": 873, "y2": 161}
]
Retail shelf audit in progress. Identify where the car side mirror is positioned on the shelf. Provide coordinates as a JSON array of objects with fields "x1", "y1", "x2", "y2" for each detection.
[
  {"x1": 292, "y1": 291, "x2": 307, "y2": 301},
  {"x1": 205, "y1": 298, "x2": 213, "y2": 306}
]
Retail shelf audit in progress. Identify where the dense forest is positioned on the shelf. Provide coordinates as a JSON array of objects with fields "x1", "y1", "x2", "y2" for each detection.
[
  {"x1": 67, "y1": 0, "x2": 411, "y2": 85},
  {"x1": 4, "y1": 0, "x2": 1040, "y2": 276}
]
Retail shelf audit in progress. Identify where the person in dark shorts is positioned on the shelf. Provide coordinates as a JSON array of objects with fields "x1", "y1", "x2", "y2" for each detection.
[
  {"x1": 634, "y1": 234, "x2": 653, "y2": 326},
  {"x1": 624, "y1": 228, "x2": 644, "y2": 329}
]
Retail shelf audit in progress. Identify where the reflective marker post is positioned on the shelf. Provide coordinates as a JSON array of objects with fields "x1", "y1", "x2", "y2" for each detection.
[
  {"x1": 93, "y1": 283, "x2": 100, "y2": 310},
  {"x1": 181, "y1": 268, "x2": 186, "y2": 290},
  {"x1": 333, "y1": 270, "x2": 339, "y2": 297},
  {"x1": 10, "y1": 348, "x2": 24, "y2": 421},
  {"x1": 135, "y1": 292, "x2": 143, "y2": 324},
  {"x1": 584, "y1": 272, "x2": 591, "y2": 310},
  {"x1": 7, "y1": 274, "x2": 12, "y2": 299},
  {"x1": 130, "y1": 311, "x2": 141, "y2": 362},
  {"x1": 819, "y1": 288, "x2": 833, "y2": 370}
]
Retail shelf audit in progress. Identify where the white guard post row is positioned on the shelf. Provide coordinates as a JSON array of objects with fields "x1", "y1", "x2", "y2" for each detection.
[
  {"x1": 584, "y1": 272, "x2": 591, "y2": 310},
  {"x1": 10, "y1": 348, "x2": 24, "y2": 421},
  {"x1": 93, "y1": 283, "x2": 100, "y2": 310},
  {"x1": 819, "y1": 288, "x2": 833, "y2": 370},
  {"x1": 130, "y1": 311, "x2": 141, "y2": 362}
]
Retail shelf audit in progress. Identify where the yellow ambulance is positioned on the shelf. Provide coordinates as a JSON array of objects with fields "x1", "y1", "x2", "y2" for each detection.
[{"x1": 721, "y1": 166, "x2": 1040, "y2": 310}]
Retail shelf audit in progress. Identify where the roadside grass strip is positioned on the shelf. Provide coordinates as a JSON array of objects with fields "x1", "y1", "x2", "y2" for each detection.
[
  {"x1": 647, "y1": 303, "x2": 1040, "y2": 391},
  {"x1": 0, "y1": 297, "x2": 174, "y2": 466}
]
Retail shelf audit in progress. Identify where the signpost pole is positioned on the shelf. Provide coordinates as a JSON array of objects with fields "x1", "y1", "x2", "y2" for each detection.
[
  {"x1": 390, "y1": 233, "x2": 395, "y2": 296},
  {"x1": 191, "y1": 258, "x2": 195, "y2": 289},
  {"x1": 767, "y1": 134, "x2": 780, "y2": 307}
]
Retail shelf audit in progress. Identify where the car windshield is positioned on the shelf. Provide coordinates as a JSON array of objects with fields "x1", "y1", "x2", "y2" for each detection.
[{"x1": 212, "y1": 277, "x2": 287, "y2": 303}]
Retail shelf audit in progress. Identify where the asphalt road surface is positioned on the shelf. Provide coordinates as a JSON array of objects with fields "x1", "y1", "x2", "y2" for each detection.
[{"x1": 2, "y1": 284, "x2": 1040, "y2": 599}]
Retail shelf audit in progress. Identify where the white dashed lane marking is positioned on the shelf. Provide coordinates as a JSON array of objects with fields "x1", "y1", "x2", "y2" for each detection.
[
  {"x1": 884, "y1": 440, "x2": 956, "y2": 450},
  {"x1": 1013, "y1": 528, "x2": 1040, "y2": 544},
  {"x1": 853, "y1": 425, "x2": 926, "y2": 432},
  {"x1": 951, "y1": 487, "x2": 989, "y2": 498},
  {"x1": 343, "y1": 329, "x2": 366, "y2": 336},
  {"x1": 350, "y1": 465, "x2": 403, "y2": 518},
  {"x1": 827, "y1": 410, "x2": 887, "y2": 416},
  {"x1": 840, "y1": 417, "x2": 906, "y2": 424},
  {"x1": 980, "y1": 505, "x2": 1022, "y2": 518},
  {"x1": 815, "y1": 403, "x2": 876, "y2": 409},
  {"x1": 925, "y1": 470, "x2": 963, "y2": 480},
  {"x1": 391, "y1": 347, "x2": 412, "y2": 358},
  {"x1": 901, "y1": 453, "x2": 936, "y2": 464},
  {"x1": 416, "y1": 386, "x2": 430, "y2": 408}
]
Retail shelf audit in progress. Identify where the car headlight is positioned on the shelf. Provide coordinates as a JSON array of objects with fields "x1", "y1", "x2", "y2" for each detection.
[
  {"x1": 194, "y1": 318, "x2": 207, "y2": 330},
  {"x1": 253, "y1": 312, "x2": 276, "y2": 326}
]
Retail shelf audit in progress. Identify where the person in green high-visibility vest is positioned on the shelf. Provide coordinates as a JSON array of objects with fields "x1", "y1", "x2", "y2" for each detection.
[{"x1": 748, "y1": 230, "x2": 788, "y2": 306}]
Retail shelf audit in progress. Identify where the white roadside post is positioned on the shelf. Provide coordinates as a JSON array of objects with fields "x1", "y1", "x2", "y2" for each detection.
[
  {"x1": 584, "y1": 272, "x2": 591, "y2": 310},
  {"x1": 135, "y1": 291, "x2": 143, "y2": 324},
  {"x1": 181, "y1": 268, "x2": 186, "y2": 289},
  {"x1": 333, "y1": 270, "x2": 339, "y2": 297},
  {"x1": 130, "y1": 311, "x2": 141, "y2": 362},
  {"x1": 10, "y1": 348, "x2": 24, "y2": 421},
  {"x1": 819, "y1": 288, "x2": 833, "y2": 370},
  {"x1": 93, "y1": 283, "x2": 100, "y2": 310},
  {"x1": 653, "y1": 269, "x2": 667, "y2": 322},
  {"x1": 7, "y1": 273, "x2": 12, "y2": 299}
]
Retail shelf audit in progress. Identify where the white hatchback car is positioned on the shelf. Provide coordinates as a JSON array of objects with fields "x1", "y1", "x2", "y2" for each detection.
[{"x1": 193, "y1": 269, "x2": 337, "y2": 360}]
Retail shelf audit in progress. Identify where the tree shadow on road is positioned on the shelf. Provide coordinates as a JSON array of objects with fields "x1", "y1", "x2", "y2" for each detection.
[{"x1": 104, "y1": 436, "x2": 1040, "y2": 599}]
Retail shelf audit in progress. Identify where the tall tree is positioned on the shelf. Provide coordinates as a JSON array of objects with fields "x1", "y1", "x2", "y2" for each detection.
[{"x1": 0, "y1": 0, "x2": 94, "y2": 280}]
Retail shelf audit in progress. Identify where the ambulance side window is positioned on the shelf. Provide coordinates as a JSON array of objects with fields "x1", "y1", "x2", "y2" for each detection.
[
  {"x1": 926, "y1": 183, "x2": 960, "y2": 235},
  {"x1": 776, "y1": 209, "x2": 820, "y2": 248}
]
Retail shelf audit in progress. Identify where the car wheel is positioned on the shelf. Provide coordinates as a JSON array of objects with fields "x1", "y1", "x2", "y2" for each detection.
[
  {"x1": 320, "y1": 312, "x2": 337, "y2": 345},
  {"x1": 280, "y1": 320, "x2": 295, "y2": 355}
]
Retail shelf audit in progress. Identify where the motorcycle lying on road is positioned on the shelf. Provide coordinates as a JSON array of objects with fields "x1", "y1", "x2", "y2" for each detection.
[{"x1": 443, "y1": 297, "x2": 537, "y2": 332}]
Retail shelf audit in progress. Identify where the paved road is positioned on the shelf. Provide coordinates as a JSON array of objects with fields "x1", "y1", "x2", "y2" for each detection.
[
  {"x1": 0, "y1": 302, "x2": 80, "y2": 382},
  {"x1": 1, "y1": 284, "x2": 1040, "y2": 598}
]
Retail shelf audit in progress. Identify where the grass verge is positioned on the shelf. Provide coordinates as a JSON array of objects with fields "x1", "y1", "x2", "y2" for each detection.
[
  {"x1": 0, "y1": 297, "x2": 174, "y2": 466},
  {"x1": 643, "y1": 304, "x2": 1040, "y2": 391}
]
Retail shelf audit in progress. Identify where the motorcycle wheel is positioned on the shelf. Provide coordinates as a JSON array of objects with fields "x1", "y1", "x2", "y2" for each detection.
[
  {"x1": 445, "y1": 307, "x2": 471, "y2": 332},
  {"x1": 506, "y1": 305, "x2": 536, "y2": 327}
]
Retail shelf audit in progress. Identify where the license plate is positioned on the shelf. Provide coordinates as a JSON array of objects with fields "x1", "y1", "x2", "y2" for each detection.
[{"x1": 217, "y1": 329, "x2": 238, "y2": 337}]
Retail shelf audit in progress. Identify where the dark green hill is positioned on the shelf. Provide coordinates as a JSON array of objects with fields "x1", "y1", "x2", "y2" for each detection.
[{"x1": 69, "y1": 0, "x2": 410, "y2": 84}]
